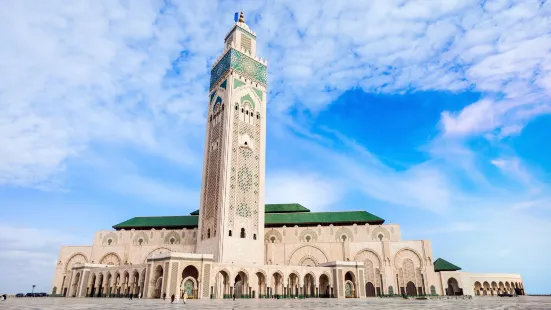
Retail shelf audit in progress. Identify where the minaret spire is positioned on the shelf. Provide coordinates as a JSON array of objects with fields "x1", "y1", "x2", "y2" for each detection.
[{"x1": 238, "y1": 11, "x2": 245, "y2": 23}]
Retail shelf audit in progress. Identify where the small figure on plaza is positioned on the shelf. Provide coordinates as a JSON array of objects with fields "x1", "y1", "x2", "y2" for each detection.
[
  {"x1": 171, "y1": 294, "x2": 175, "y2": 303},
  {"x1": 183, "y1": 292, "x2": 188, "y2": 304},
  {"x1": 163, "y1": 292, "x2": 166, "y2": 300}
]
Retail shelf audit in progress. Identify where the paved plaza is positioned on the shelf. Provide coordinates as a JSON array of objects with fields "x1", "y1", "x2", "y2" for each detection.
[{"x1": 1, "y1": 297, "x2": 550, "y2": 310}]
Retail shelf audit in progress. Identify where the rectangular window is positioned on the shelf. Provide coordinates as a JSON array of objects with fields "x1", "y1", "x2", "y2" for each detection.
[{"x1": 241, "y1": 34, "x2": 251, "y2": 52}]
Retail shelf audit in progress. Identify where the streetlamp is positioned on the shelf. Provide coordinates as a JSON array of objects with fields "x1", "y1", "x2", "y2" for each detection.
[{"x1": 32, "y1": 285, "x2": 36, "y2": 295}]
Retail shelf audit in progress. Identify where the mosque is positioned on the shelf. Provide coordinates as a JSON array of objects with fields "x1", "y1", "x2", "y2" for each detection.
[{"x1": 51, "y1": 12, "x2": 525, "y2": 299}]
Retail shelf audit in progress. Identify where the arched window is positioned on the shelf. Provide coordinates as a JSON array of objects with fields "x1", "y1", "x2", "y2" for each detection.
[
  {"x1": 253, "y1": 234, "x2": 256, "y2": 240},
  {"x1": 240, "y1": 228, "x2": 246, "y2": 238},
  {"x1": 341, "y1": 235, "x2": 347, "y2": 242},
  {"x1": 229, "y1": 230, "x2": 232, "y2": 237},
  {"x1": 107, "y1": 239, "x2": 112, "y2": 246},
  {"x1": 170, "y1": 238, "x2": 175, "y2": 244},
  {"x1": 235, "y1": 105, "x2": 238, "y2": 110},
  {"x1": 207, "y1": 229, "x2": 211, "y2": 238},
  {"x1": 138, "y1": 239, "x2": 143, "y2": 245},
  {"x1": 241, "y1": 108, "x2": 244, "y2": 113},
  {"x1": 270, "y1": 236, "x2": 276, "y2": 243}
]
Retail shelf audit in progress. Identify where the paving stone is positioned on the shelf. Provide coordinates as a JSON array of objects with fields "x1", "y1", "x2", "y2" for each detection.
[{"x1": 1, "y1": 296, "x2": 550, "y2": 310}]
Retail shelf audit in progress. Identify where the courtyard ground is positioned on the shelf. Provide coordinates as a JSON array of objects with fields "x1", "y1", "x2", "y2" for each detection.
[{"x1": 0, "y1": 296, "x2": 549, "y2": 309}]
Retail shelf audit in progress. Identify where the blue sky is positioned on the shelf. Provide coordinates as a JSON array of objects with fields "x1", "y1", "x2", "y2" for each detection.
[{"x1": 1, "y1": 0, "x2": 550, "y2": 294}]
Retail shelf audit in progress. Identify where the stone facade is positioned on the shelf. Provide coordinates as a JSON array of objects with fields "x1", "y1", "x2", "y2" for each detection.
[{"x1": 51, "y1": 13, "x2": 525, "y2": 299}]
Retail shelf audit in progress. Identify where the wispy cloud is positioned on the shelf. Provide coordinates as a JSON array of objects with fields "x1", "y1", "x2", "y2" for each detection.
[{"x1": 266, "y1": 171, "x2": 344, "y2": 211}]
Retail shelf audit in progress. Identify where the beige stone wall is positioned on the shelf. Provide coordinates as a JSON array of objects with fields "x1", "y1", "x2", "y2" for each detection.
[
  {"x1": 53, "y1": 228, "x2": 198, "y2": 294},
  {"x1": 437, "y1": 271, "x2": 524, "y2": 296}
]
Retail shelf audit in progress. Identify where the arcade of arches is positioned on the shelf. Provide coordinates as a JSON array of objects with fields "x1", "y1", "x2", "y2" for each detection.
[{"x1": 473, "y1": 280, "x2": 525, "y2": 296}]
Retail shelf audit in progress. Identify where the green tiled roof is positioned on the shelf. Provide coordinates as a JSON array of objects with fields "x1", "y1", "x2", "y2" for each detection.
[
  {"x1": 265, "y1": 211, "x2": 384, "y2": 227},
  {"x1": 265, "y1": 203, "x2": 310, "y2": 213},
  {"x1": 434, "y1": 258, "x2": 462, "y2": 272},
  {"x1": 114, "y1": 210, "x2": 384, "y2": 230},
  {"x1": 113, "y1": 216, "x2": 199, "y2": 230},
  {"x1": 189, "y1": 203, "x2": 310, "y2": 215}
]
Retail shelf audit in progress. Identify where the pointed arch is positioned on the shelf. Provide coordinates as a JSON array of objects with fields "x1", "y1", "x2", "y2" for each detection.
[{"x1": 65, "y1": 253, "x2": 88, "y2": 272}]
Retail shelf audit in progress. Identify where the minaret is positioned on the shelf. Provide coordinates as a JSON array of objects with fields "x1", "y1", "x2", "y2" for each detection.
[{"x1": 196, "y1": 12, "x2": 267, "y2": 265}]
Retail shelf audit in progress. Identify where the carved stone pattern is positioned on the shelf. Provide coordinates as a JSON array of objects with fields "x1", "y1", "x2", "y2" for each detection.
[
  {"x1": 133, "y1": 232, "x2": 149, "y2": 245},
  {"x1": 299, "y1": 229, "x2": 318, "y2": 242},
  {"x1": 375, "y1": 269, "x2": 381, "y2": 287},
  {"x1": 403, "y1": 258, "x2": 415, "y2": 285},
  {"x1": 371, "y1": 226, "x2": 390, "y2": 241},
  {"x1": 202, "y1": 104, "x2": 225, "y2": 238},
  {"x1": 164, "y1": 231, "x2": 181, "y2": 244},
  {"x1": 398, "y1": 268, "x2": 404, "y2": 287},
  {"x1": 65, "y1": 253, "x2": 87, "y2": 272},
  {"x1": 234, "y1": 119, "x2": 259, "y2": 233},
  {"x1": 170, "y1": 262, "x2": 178, "y2": 294},
  {"x1": 354, "y1": 250, "x2": 381, "y2": 270},
  {"x1": 102, "y1": 232, "x2": 118, "y2": 246},
  {"x1": 415, "y1": 268, "x2": 423, "y2": 287},
  {"x1": 254, "y1": 113, "x2": 260, "y2": 231},
  {"x1": 229, "y1": 103, "x2": 239, "y2": 229},
  {"x1": 364, "y1": 259, "x2": 375, "y2": 282},
  {"x1": 394, "y1": 249, "x2": 422, "y2": 269},
  {"x1": 203, "y1": 264, "x2": 211, "y2": 297},
  {"x1": 264, "y1": 230, "x2": 282, "y2": 243},
  {"x1": 338, "y1": 269, "x2": 344, "y2": 297},
  {"x1": 100, "y1": 253, "x2": 121, "y2": 266},
  {"x1": 334, "y1": 227, "x2": 353, "y2": 242},
  {"x1": 299, "y1": 255, "x2": 318, "y2": 267}
]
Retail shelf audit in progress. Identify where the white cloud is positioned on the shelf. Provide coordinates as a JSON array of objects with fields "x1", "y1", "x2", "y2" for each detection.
[
  {"x1": 1, "y1": 0, "x2": 550, "y2": 187},
  {"x1": 104, "y1": 173, "x2": 200, "y2": 208},
  {"x1": 266, "y1": 171, "x2": 343, "y2": 211},
  {"x1": 0, "y1": 223, "x2": 89, "y2": 293}
]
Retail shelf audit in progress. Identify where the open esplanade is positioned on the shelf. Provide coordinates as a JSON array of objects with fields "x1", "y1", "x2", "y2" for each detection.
[{"x1": 52, "y1": 12, "x2": 525, "y2": 301}]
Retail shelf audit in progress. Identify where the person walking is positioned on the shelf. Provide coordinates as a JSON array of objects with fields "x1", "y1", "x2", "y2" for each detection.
[
  {"x1": 163, "y1": 292, "x2": 166, "y2": 300},
  {"x1": 183, "y1": 292, "x2": 188, "y2": 304},
  {"x1": 171, "y1": 294, "x2": 175, "y2": 304}
]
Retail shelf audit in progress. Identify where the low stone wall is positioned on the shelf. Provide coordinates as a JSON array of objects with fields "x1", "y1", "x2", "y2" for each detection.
[{"x1": 426, "y1": 295, "x2": 473, "y2": 300}]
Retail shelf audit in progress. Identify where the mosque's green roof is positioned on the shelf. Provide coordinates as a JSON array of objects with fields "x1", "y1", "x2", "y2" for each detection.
[
  {"x1": 434, "y1": 258, "x2": 462, "y2": 272},
  {"x1": 189, "y1": 203, "x2": 309, "y2": 215},
  {"x1": 113, "y1": 205, "x2": 384, "y2": 230}
]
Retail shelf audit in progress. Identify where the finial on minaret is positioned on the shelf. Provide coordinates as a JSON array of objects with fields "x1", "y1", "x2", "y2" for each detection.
[{"x1": 238, "y1": 11, "x2": 245, "y2": 23}]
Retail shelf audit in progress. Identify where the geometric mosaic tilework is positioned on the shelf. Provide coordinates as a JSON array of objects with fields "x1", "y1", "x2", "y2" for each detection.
[
  {"x1": 234, "y1": 78, "x2": 246, "y2": 89},
  {"x1": 210, "y1": 91, "x2": 217, "y2": 104},
  {"x1": 220, "y1": 79, "x2": 227, "y2": 89},
  {"x1": 210, "y1": 49, "x2": 267, "y2": 90},
  {"x1": 253, "y1": 87, "x2": 263, "y2": 101},
  {"x1": 240, "y1": 93, "x2": 255, "y2": 108}
]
